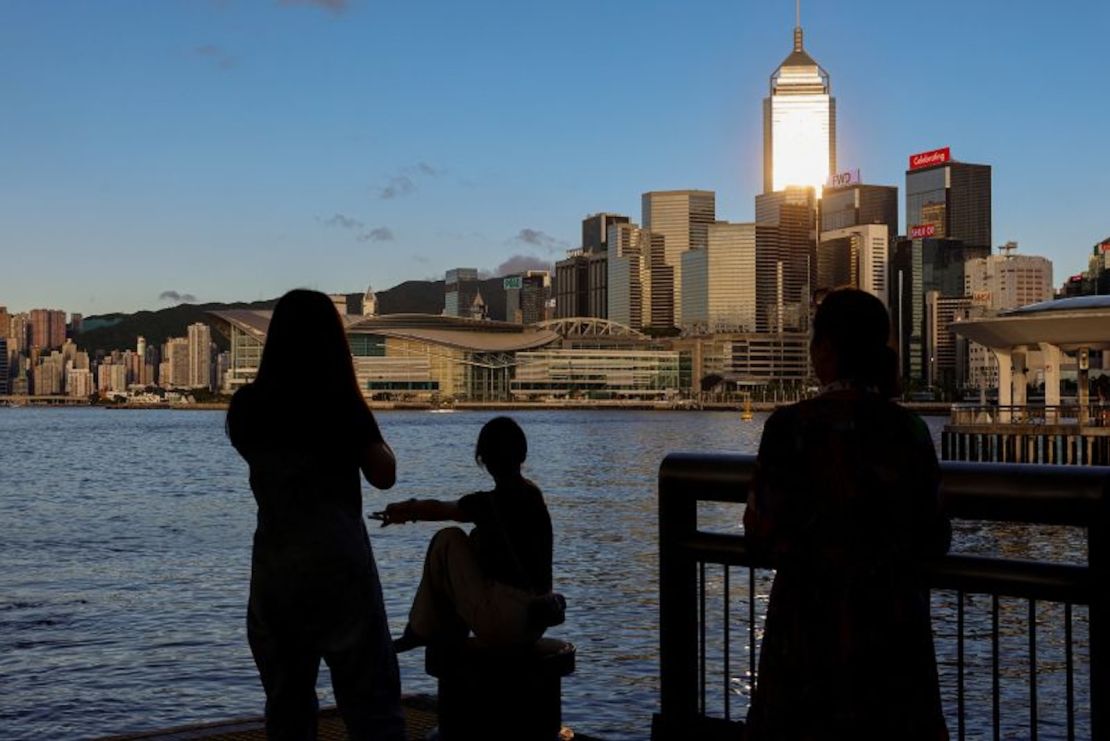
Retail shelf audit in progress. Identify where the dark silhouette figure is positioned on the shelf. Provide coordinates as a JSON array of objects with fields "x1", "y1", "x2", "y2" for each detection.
[
  {"x1": 744, "y1": 289, "x2": 950, "y2": 740},
  {"x1": 377, "y1": 416, "x2": 559, "y2": 650},
  {"x1": 226, "y1": 289, "x2": 404, "y2": 740}
]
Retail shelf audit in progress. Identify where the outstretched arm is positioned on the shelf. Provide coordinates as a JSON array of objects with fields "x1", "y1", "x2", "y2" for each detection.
[{"x1": 377, "y1": 498, "x2": 468, "y2": 526}]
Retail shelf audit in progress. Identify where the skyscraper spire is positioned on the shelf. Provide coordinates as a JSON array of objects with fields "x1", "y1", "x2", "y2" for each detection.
[{"x1": 794, "y1": 0, "x2": 804, "y2": 51}]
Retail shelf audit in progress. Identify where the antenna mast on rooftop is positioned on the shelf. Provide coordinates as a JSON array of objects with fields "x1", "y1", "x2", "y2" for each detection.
[
  {"x1": 793, "y1": 0, "x2": 804, "y2": 50},
  {"x1": 999, "y1": 241, "x2": 1019, "y2": 257}
]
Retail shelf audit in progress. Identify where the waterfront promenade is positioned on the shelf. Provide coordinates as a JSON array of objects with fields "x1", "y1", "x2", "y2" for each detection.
[{"x1": 2, "y1": 407, "x2": 1102, "y2": 739}]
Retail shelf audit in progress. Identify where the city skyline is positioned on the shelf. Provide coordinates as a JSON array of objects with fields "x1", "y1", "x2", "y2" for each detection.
[{"x1": 2, "y1": 0, "x2": 1108, "y2": 316}]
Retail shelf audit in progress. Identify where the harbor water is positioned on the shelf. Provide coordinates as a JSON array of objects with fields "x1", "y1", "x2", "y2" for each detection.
[{"x1": 0, "y1": 408, "x2": 1089, "y2": 739}]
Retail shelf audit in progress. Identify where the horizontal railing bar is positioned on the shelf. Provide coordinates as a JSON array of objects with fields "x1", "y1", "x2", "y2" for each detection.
[
  {"x1": 927, "y1": 555, "x2": 1090, "y2": 604},
  {"x1": 941, "y1": 462, "x2": 1108, "y2": 525},
  {"x1": 660, "y1": 454, "x2": 1110, "y2": 527},
  {"x1": 674, "y1": 536, "x2": 1091, "y2": 604}
]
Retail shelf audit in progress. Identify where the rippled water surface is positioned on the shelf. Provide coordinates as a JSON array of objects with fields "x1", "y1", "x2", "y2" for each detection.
[{"x1": 0, "y1": 408, "x2": 1090, "y2": 739}]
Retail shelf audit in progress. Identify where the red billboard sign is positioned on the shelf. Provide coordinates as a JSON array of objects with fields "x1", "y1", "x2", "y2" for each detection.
[
  {"x1": 910, "y1": 224, "x2": 937, "y2": 239},
  {"x1": 908, "y1": 147, "x2": 951, "y2": 170}
]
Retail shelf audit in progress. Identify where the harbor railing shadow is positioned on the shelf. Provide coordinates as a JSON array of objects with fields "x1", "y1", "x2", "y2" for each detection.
[{"x1": 653, "y1": 453, "x2": 1110, "y2": 741}]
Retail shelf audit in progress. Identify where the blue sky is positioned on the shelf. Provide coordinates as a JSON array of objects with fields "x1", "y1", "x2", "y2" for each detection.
[{"x1": 2, "y1": 0, "x2": 1108, "y2": 315}]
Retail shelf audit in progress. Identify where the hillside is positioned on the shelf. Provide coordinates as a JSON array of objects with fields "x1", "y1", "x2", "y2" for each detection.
[{"x1": 75, "y1": 277, "x2": 512, "y2": 354}]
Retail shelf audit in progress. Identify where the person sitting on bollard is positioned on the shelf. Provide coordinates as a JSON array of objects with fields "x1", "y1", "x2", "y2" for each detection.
[
  {"x1": 377, "y1": 416, "x2": 563, "y2": 651},
  {"x1": 744, "y1": 288, "x2": 951, "y2": 740}
]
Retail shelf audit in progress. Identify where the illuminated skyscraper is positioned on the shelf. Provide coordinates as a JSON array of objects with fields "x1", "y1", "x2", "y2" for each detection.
[
  {"x1": 763, "y1": 9, "x2": 835, "y2": 193},
  {"x1": 641, "y1": 190, "x2": 715, "y2": 327}
]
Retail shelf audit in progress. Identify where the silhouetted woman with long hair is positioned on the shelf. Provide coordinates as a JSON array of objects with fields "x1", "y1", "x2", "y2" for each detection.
[
  {"x1": 744, "y1": 288, "x2": 950, "y2": 740},
  {"x1": 226, "y1": 289, "x2": 403, "y2": 740}
]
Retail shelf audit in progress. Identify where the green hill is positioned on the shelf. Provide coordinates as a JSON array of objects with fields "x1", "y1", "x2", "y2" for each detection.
[{"x1": 75, "y1": 277, "x2": 512, "y2": 354}]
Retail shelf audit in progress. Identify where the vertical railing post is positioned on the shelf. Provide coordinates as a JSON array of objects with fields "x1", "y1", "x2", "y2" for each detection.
[
  {"x1": 1090, "y1": 477, "x2": 1110, "y2": 741},
  {"x1": 655, "y1": 455, "x2": 700, "y2": 739}
]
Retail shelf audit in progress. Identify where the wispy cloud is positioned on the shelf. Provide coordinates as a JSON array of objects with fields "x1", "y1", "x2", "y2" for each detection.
[
  {"x1": 511, "y1": 228, "x2": 565, "y2": 253},
  {"x1": 377, "y1": 175, "x2": 416, "y2": 200},
  {"x1": 374, "y1": 162, "x2": 445, "y2": 199},
  {"x1": 194, "y1": 44, "x2": 236, "y2": 70},
  {"x1": 358, "y1": 227, "x2": 394, "y2": 242},
  {"x1": 317, "y1": 212, "x2": 392, "y2": 242},
  {"x1": 159, "y1": 290, "x2": 198, "y2": 303},
  {"x1": 318, "y1": 212, "x2": 364, "y2": 230},
  {"x1": 277, "y1": 0, "x2": 348, "y2": 14},
  {"x1": 496, "y1": 255, "x2": 553, "y2": 276}
]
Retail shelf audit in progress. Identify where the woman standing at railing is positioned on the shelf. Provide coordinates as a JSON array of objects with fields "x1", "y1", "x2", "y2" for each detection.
[
  {"x1": 226, "y1": 290, "x2": 404, "y2": 741},
  {"x1": 744, "y1": 288, "x2": 951, "y2": 740}
]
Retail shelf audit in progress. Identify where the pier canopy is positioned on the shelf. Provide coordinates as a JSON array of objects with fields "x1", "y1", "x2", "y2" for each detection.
[{"x1": 953, "y1": 296, "x2": 1110, "y2": 408}]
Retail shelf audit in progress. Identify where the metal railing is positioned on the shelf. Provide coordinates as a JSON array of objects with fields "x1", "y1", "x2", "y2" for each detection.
[
  {"x1": 654, "y1": 453, "x2": 1110, "y2": 741},
  {"x1": 950, "y1": 404, "x2": 1110, "y2": 427}
]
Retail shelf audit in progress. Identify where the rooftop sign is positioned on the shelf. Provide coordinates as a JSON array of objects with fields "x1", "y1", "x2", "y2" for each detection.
[
  {"x1": 826, "y1": 169, "x2": 861, "y2": 188},
  {"x1": 909, "y1": 147, "x2": 951, "y2": 170},
  {"x1": 910, "y1": 224, "x2": 937, "y2": 239}
]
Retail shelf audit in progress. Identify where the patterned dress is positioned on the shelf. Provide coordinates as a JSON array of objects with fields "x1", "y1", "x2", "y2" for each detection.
[{"x1": 744, "y1": 388, "x2": 950, "y2": 740}]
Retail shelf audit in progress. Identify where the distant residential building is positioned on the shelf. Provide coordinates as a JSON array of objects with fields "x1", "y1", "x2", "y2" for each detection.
[
  {"x1": 445, "y1": 268, "x2": 481, "y2": 318},
  {"x1": 69, "y1": 313, "x2": 83, "y2": 336},
  {"x1": 34, "y1": 355, "x2": 63, "y2": 395},
  {"x1": 0, "y1": 337, "x2": 7, "y2": 394},
  {"x1": 67, "y1": 368, "x2": 93, "y2": 398},
  {"x1": 681, "y1": 222, "x2": 757, "y2": 333},
  {"x1": 9, "y1": 313, "x2": 30, "y2": 354},
  {"x1": 97, "y1": 362, "x2": 128, "y2": 394},
  {"x1": 30, "y1": 309, "x2": 67, "y2": 351},
  {"x1": 187, "y1": 323, "x2": 213, "y2": 390},
  {"x1": 642, "y1": 190, "x2": 716, "y2": 327},
  {"x1": 817, "y1": 223, "x2": 889, "y2": 305}
]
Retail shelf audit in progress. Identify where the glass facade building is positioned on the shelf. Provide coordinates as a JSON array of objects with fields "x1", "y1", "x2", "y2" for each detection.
[
  {"x1": 642, "y1": 190, "x2": 716, "y2": 328},
  {"x1": 511, "y1": 349, "x2": 681, "y2": 399},
  {"x1": 763, "y1": 27, "x2": 836, "y2": 193},
  {"x1": 681, "y1": 222, "x2": 757, "y2": 333},
  {"x1": 820, "y1": 184, "x2": 898, "y2": 237}
]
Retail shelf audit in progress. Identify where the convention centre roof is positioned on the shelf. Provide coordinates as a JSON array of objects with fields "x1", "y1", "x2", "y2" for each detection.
[{"x1": 208, "y1": 310, "x2": 561, "y2": 354}]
